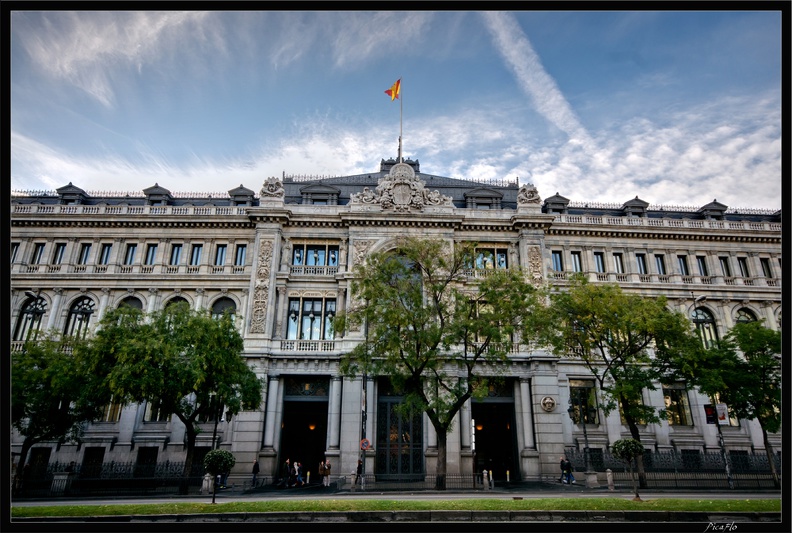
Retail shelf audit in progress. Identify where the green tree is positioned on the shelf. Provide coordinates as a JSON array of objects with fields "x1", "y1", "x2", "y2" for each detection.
[
  {"x1": 335, "y1": 237, "x2": 541, "y2": 489},
  {"x1": 691, "y1": 321, "x2": 781, "y2": 488},
  {"x1": 203, "y1": 449, "x2": 236, "y2": 504},
  {"x1": 11, "y1": 331, "x2": 108, "y2": 495},
  {"x1": 83, "y1": 302, "x2": 263, "y2": 487},
  {"x1": 536, "y1": 276, "x2": 700, "y2": 488},
  {"x1": 611, "y1": 438, "x2": 644, "y2": 501}
]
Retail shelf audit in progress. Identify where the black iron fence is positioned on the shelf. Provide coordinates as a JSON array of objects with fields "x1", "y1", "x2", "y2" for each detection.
[
  {"x1": 13, "y1": 460, "x2": 206, "y2": 499},
  {"x1": 564, "y1": 448, "x2": 781, "y2": 490},
  {"x1": 348, "y1": 473, "x2": 490, "y2": 491}
]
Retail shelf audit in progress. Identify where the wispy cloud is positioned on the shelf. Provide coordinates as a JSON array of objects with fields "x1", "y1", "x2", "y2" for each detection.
[
  {"x1": 14, "y1": 11, "x2": 215, "y2": 107},
  {"x1": 480, "y1": 11, "x2": 592, "y2": 146}
]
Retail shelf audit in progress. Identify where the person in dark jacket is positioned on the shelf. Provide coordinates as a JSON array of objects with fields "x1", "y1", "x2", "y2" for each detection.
[{"x1": 251, "y1": 459, "x2": 260, "y2": 487}]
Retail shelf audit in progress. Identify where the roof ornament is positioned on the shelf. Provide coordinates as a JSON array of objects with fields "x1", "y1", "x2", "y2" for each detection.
[{"x1": 350, "y1": 162, "x2": 452, "y2": 213}]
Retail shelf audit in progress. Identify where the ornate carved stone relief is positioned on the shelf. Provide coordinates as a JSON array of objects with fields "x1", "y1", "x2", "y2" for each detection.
[
  {"x1": 250, "y1": 239, "x2": 273, "y2": 334},
  {"x1": 528, "y1": 245, "x2": 543, "y2": 285},
  {"x1": 350, "y1": 162, "x2": 452, "y2": 212},
  {"x1": 260, "y1": 177, "x2": 285, "y2": 199}
]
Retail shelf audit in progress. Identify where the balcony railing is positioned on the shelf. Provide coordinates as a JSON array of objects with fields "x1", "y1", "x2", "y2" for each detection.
[
  {"x1": 279, "y1": 340, "x2": 336, "y2": 352},
  {"x1": 289, "y1": 265, "x2": 339, "y2": 276},
  {"x1": 554, "y1": 214, "x2": 781, "y2": 232},
  {"x1": 12, "y1": 204, "x2": 249, "y2": 216}
]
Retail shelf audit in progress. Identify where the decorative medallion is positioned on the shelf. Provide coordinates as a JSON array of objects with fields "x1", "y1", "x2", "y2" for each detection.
[{"x1": 540, "y1": 396, "x2": 556, "y2": 412}]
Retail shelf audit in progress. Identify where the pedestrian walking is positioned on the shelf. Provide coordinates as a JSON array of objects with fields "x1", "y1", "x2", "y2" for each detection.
[
  {"x1": 355, "y1": 459, "x2": 363, "y2": 486},
  {"x1": 251, "y1": 459, "x2": 260, "y2": 487}
]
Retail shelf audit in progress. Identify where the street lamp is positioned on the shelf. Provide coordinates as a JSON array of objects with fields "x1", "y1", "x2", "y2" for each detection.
[{"x1": 567, "y1": 392, "x2": 591, "y2": 474}]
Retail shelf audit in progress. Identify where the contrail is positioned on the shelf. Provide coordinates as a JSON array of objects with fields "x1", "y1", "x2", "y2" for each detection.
[{"x1": 480, "y1": 12, "x2": 592, "y2": 146}]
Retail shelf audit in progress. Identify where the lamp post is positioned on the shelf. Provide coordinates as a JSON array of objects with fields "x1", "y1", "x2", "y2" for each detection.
[{"x1": 568, "y1": 390, "x2": 599, "y2": 488}]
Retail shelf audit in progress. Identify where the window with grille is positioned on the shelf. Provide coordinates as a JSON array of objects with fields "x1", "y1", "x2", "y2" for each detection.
[
  {"x1": 64, "y1": 297, "x2": 95, "y2": 338},
  {"x1": 14, "y1": 296, "x2": 46, "y2": 341},
  {"x1": 568, "y1": 379, "x2": 598, "y2": 424},
  {"x1": 691, "y1": 307, "x2": 718, "y2": 348}
]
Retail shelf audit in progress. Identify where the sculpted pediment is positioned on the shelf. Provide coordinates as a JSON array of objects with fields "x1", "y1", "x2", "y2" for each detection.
[{"x1": 350, "y1": 162, "x2": 452, "y2": 213}]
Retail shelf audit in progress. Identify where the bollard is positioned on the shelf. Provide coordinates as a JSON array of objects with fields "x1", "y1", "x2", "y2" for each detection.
[
  {"x1": 506, "y1": 470, "x2": 510, "y2": 483},
  {"x1": 606, "y1": 469, "x2": 614, "y2": 491},
  {"x1": 307, "y1": 471, "x2": 310, "y2": 485},
  {"x1": 483, "y1": 470, "x2": 490, "y2": 490}
]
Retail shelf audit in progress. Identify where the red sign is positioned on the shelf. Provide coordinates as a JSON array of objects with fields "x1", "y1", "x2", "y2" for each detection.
[{"x1": 360, "y1": 439, "x2": 370, "y2": 450}]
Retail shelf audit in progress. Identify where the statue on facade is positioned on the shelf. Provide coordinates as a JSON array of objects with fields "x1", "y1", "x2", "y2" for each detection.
[
  {"x1": 260, "y1": 177, "x2": 285, "y2": 199},
  {"x1": 517, "y1": 183, "x2": 541, "y2": 205}
]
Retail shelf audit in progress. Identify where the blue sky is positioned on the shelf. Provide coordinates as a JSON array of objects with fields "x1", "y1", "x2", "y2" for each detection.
[{"x1": 9, "y1": 10, "x2": 784, "y2": 209}]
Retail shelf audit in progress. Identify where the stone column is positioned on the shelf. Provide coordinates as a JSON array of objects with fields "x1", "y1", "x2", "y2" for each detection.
[
  {"x1": 46, "y1": 288, "x2": 64, "y2": 330},
  {"x1": 328, "y1": 375, "x2": 343, "y2": 450},
  {"x1": 460, "y1": 399, "x2": 471, "y2": 450},
  {"x1": 97, "y1": 287, "x2": 112, "y2": 321},
  {"x1": 762, "y1": 301, "x2": 779, "y2": 330},
  {"x1": 147, "y1": 288, "x2": 158, "y2": 315},
  {"x1": 262, "y1": 376, "x2": 280, "y2": 449},
  {"x1": 274, "y1": 286, "x2": 287, "y2": 339},
  {"x1": 519, "y1": 378, "x2": 535, "y2": 448},
  {"x1": 195, "y1": 288, "x2": 205, "y2": 310}
]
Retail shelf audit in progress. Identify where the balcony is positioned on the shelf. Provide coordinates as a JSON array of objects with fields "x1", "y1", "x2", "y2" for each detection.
[{"x1": 279, "y1": 340, "x2": 336, "y2": 352}]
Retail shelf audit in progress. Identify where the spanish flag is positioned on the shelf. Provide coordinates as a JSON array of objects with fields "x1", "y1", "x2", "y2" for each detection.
[{"x1": 385, "y1": 79, "x2": 401, "y2": 101}]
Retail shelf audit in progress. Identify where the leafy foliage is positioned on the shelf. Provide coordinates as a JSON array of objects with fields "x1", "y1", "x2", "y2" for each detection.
[
  {"x1": 83, "y1": 302, "x2": 263, "y2": 478},
  {"x1": 335, "y1": 237, "x2": 541, "y2": 485},
  {"x1": 203, "y1": 449, "x2": 236, "y2": 476},
  {"x1": 611, "y1": 438, "x2": 645, "y2": 464},
  {"x1": 12, "y1": 330, "x2": 109, "y2": 480}
]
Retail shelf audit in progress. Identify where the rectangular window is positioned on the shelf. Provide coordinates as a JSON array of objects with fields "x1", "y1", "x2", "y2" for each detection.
[
  {"x1": 99, "y1": 243, "x2": 112, "y2": 265},
  {"x1": 214, "y1": 244, "x2": 227, "y2": 266},
  {"x1": 677, "y1": 255, "x2": 690, "y2": 276},
  {"x1": 190, "y1": 244, "x2": 203, "y2": 266},
  {"x1": 613, "y1": 253, "x2": 624, "y2": 274},
  {"x1": 663, "y1": 384, "x2": 693, "y2": 426},
  {"x1": 737, "y1": 257, "x2": 749, "y2": 278},
  {"x1": 144, "y1": 244, "x2": 158, "y2": 266},
  {"x1": 124, "y1": 243, "x2": 137, "y2": 265},
  {"x1": 31, "y1": 243, "x2": 45, "y2": 264},
  {"x1": 286, "y1": 298, "x2": 336, "y2": 340},
  {"x1": 760, "y1": 258, "x2": 772, "y2": 278},
  {"x1": 144, "y1": 399, "x2": 170, "y2": 422},
  {"x1": 169, "y1": 244, "x2": 182, "y2": 265},
  {"x1": 78, "y1": 243, "x2": 92, "y2": 265},
  {"x1": 234, "y1": 244, "x2": 247, "y2": 266},
  {"x1": 636, "y1": 253, "x2": 647, "y2": 275},
  {"x1": 11, "y1": 242, "x2": 20, "y2": 263},
  {"x1": 594, "y1": 252, "x2": 605, "y2": 273},
  {"x1": 571, "y1": 251, "x2": 582, "y2": 273},
  {"x1": 292, "y1": 243, "x2": 340, "y2": 267},
  {"x1": 719, "y1": 256, "x2": 731, "y2": 277},
  {"x1": 551, "y1": 251, "x2": 564, "y2": 272},
  {"x1": 655, "y1": 254, "x2": 666, "y2": 275},
  {"x1": 568, "y1": 379, "x2": 598, "y2": 424},
  {"x1": 101, "y1": 399, "x2": 123, "y2": 423},
  {"x1": 696, "y1": 255, "x2": 708, "y2": 276},
  {"x1": 52, "y1": 243, "x2": 67, "y2": 265}
]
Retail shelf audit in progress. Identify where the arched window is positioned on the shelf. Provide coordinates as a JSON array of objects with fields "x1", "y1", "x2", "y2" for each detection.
[
  {"x1": 14, "y1": 296, "x2": 47, "y2": 341},
  {"x1": 211, "y1": 297, "x2": 236, "y2": 320},
  {"x1": 165, "y1": 296, "x2": 189, "y2": 308},
  {"x1": 118, "y1": 296, "x2": 143, "y2": 310},
  {"x1": 691, "y1": 307, "x2": 718, "y2": 348},
  {"x1": 735, "y1": 308, "x2": 757, "y2": 323},
  {"x1": 64, "y1": 297, "x2": 96, "y2": 338}
]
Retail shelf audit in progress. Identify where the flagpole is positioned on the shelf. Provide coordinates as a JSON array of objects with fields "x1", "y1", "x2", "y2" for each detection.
[{"x1": 399, "y1": 77, "x2": 403, "y2": 163}]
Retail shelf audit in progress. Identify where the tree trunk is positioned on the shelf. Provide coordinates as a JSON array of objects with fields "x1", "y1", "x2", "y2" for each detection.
[
  {"x1": 13, "y1": 437, "x2": 35, "y2": 497},
  {"x1": 180, "y1": 423, "x2": 197, "y2": 494},
  {"x1": 625, "y1": 417, "x2": 647, "y2": 489},
  {"x1": 435, "y1": 426, "x2": 447, "y2": 490},
  {"x1": 761, "y1": 425, "x2": 780, "y2": 489}
]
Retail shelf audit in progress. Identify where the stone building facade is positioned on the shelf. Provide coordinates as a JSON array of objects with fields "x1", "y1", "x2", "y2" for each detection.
[{"x1": 10, "y1": 158, "x2": 782, "y2": 484}]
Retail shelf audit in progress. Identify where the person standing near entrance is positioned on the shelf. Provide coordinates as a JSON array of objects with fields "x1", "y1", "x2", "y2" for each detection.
[
  {"x1": 323, "y1": 459, "x2": 331, "y2": 487},
  {"x1": 355, "y1": 459, "x2": 363, "y2": 486},
  {"x1": 251, "y1": 459, "x2": 260, "y2": 487}
]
